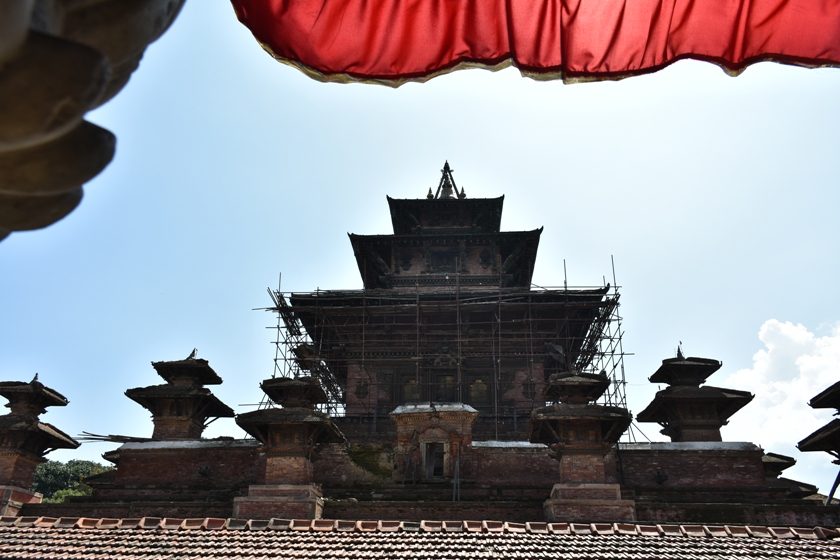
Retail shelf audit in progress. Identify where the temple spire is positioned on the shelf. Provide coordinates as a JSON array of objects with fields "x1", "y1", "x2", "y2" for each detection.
[{"x1": 434, "y1": 160, "x2": 461, "y2": 199}]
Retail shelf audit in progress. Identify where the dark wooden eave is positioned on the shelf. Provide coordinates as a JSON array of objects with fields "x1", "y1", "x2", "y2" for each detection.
[
  {"x1": 798, "y1": 418, "x2": 840, "y2": 454},
  {"x1": 235, "y1": 407, "x2": 345, "y2": 445},
  {"x1": 808, "y1": 379, "x2": 840, "y2": 410},
  {"x1": 151, "y1": 359, "x2": 223, "y2": 386},
  {"x1": 0, "y1": 415, "x2": 79, "y2": 451},
  {"x1": 387, "y1": 196, "x2": 504, "y2": 235},
  {"x1": 124, "y1": 385, "x2": 235, "y2": 418},
  {"x1": 649, "y1": 357, "x2": 723, "y2": 386},
  {"x1": 348, "y1": 229, "x2": 542, "y2": 289},
  {"x1": 528, "y1": 403, "x2": 632, "y2": 445},
  {"x1": 636, "y1": 386, "x2": 754, "y2": 424}
]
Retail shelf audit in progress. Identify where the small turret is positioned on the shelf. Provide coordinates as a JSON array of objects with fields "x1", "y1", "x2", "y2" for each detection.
[
  {"x1": 637, "y1": 353, "x2": 753, "y2": 442},
  {"x1": 528, "y1": 364, "x2": 635, "y2": 523},
  {"x1": 125, "y1": 352, "x2": 234, "y2": 440},
  {"x1": 0, "y1": 377, "x2": 79, "y2": 515},
  {"x1": 234, "y1": 376, "x2": 344, "y2": 520},
  {"x1": 529, "y1": 368, "x2": 631, "y2": 462}
]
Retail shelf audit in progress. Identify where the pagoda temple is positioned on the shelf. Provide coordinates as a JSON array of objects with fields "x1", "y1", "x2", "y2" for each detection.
[
  {"x1": 1, "y1": 163, "x2": 837, "y2": 528},
  {"x1": 286, "y1": 161, "x2": 619, "y2": 443}
]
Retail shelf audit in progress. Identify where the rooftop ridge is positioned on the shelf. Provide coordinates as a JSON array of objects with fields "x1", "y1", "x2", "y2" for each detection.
[{"x1": 1, "y1": 516, "x2": 837, "y2": 540}]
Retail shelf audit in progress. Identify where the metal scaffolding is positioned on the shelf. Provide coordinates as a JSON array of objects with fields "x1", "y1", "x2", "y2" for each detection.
[{"x1": 261, "y1": 276, "x2": 629, "y2": 439}]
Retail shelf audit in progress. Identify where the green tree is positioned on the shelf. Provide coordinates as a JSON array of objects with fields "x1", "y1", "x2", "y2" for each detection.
[{"x1": 31, "y1": 460, "x2": 112, "y2": 503}]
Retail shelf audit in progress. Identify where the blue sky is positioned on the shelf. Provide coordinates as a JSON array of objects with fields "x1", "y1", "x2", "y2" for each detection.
[{"x1": 1, "y1": 2, "x2": 839, "y2": 493}]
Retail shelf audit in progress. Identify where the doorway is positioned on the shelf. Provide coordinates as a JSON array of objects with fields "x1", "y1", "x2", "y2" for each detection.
[{"x1": 425, "y1": 442, "x2": 445, "y2": 478}]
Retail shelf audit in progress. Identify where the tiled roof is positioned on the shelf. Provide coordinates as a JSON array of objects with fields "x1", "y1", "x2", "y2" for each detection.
[{"x1": 1, "y1": 517, "x2": 838, "y2": 559}]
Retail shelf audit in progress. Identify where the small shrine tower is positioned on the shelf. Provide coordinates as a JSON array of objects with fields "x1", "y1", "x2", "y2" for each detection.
[
  {"x1": 637, "y1": 351, "x2": 753, "y2": 442},
  {"x1": 0, "y1": 377, "x2": 79, "y2": 515},
  {"x1": 528, "y1": 367, "x2": 634, "y2": 522},
  {"x1": 234, "y1": 377, "x2": 344, "y2": 519},
  {"x1": 125, "y1": 353, "x2": 234, "y2": 440}
]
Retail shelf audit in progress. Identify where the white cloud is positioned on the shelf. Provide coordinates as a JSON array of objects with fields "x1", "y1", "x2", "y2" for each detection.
[{"x1": 723, "y1": 319, "x2": 840, "y2": 495}]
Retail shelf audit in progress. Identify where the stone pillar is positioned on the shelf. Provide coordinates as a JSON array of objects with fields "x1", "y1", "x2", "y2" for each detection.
[
  {"x1": 0, "y1": 378, "x2": 79, "y2": 516},
  {"x1": 125, "y1": 354, "x2": 235, "y2": 440},
  {"x1": 528, "y1": 369, "x2": 635, "y2": 522},
  {"x1": 234, "y1": 377, "x2": 344, "y2": 520}
]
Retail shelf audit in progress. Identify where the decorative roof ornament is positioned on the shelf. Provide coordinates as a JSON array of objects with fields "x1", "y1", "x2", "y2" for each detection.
[{"x1": 434, "y1": 161, "x2": 461, "y2": 199}]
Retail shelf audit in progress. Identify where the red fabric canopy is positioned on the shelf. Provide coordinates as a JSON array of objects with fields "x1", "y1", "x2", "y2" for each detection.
[{"x1": 231, "y1": 0, "x2": 840, "y2": 85}]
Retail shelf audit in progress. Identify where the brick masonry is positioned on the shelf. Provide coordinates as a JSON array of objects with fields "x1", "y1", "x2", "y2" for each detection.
[
  {"x1": 618, "y1": 447, "x2": 766, "y2": 489},
  {"x1": 0, "y1": 452, "x2": 44, "y2": 490}
]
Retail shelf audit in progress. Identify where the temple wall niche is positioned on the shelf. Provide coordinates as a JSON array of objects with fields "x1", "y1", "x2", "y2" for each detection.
[
  {"x1": 501, "y1": 365, "x2": 546, "y2": 413},
  {"x1": 346, "y1": 363, "x2": 389, "y2": 416},
  {"x1": 463, "y1": 244, "x2": 498, "y2": 275},
  {"x1": 394, "y1": 247, "x2": 419, "y2": 274}
]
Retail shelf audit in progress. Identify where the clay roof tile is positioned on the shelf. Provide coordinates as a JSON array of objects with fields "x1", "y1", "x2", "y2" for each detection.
[
  {"x1": 245, "y1": 519, "x2": 268, "y2": 531},
  {"x1": 225, "y1": 519, "x2": 249, "y2": 531},
  {"x1": 335, "y1": 520, "x2": 356, "y2": 532},
  {"x1": 138, "y1": 517, "x2": 161, "y2": 529},
  {"x1": 268, "y1": 519, "x2": 292, "y2": 531}
]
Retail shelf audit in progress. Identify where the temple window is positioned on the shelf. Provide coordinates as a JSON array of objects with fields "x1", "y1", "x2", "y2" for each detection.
[{"x1": 470, "y1": 379, "x2": 488, "y2": 401}]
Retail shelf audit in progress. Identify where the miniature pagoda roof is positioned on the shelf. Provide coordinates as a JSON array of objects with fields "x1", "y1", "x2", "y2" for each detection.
[
  {"x1": 528, "y1": 403, "x2": 632, "y2": 445},
  {"x1": 797, "y1": 418, "x2": 840, "y2": 453},
  {"x1": 636, "y1": 385, "x2": 754, "y2": 424},
  {"x1": 124, "y1": 384, "x2": 235, "y2": 418},
  {"x1": 0, "y1": 379, "x2": 69, "y2": 416},
  {"x1": 151, "y1": 356, "x2": 223, "y2": 386},
  {"x1": 808, "y1": 379, "x2": 840, "y2": 410},
  {"x1": 260, "y1": 377, "x2": 328, "y2": 408},
  {"x1": 235, "y1": 407, "x2": 345, "y2": 445},
  {"x1": 762, "y1": 452, "x2": 797, "y2": 478},
  {"x1": 649, "y1": 356, "x2": 723, "y2": 386},
  {"x1": 543, "y1": 371, "x2": 611, "y2": 404},
  {"x1": 0, "y1": 414, "x2": 79, "y2": 451}
]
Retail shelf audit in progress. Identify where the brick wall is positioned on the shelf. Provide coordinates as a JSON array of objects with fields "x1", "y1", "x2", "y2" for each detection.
[
  {"x1": 113, "y1": 442, "x2": 259, "y2": 489},
  {"x1": 22, "y1": 500, "x2": 235, "y2": 519},
  {"x1": 619, "y1": 447, "x2": 766, "y2": 489},
  {"x1": 471, "y1": 446, "x2": 556, "y2": 486},
  {"x1": 315, "y1": 444, "x2": 393, "y2": 486},
  {"x1": 635, "y1": 502, "x2": 840, "y2": 526},
  {"x1": 0, "y1": 451, "x2": 44, "y2": 489}
]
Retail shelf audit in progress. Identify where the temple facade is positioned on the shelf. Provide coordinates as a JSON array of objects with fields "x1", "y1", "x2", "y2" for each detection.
[
  {"x1": 1, "y1": 164, "x2": 838, "y2": 526},
  {"x1": 287, "y1": 162, "x2": 620, "y2": 444}
]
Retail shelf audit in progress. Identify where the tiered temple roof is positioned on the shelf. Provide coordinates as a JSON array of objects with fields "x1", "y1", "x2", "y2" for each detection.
[{"x1": 637, "y1": 352, "x2": 753, "y2": 442}]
